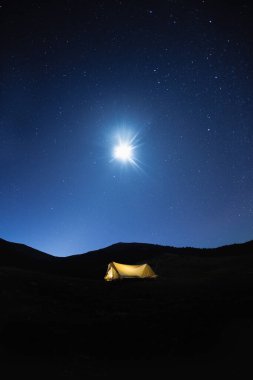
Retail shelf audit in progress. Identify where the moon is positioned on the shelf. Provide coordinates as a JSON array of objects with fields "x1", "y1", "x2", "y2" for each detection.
[
  {"x1": 112, "y1": 131, "x2": 141, "y2": 170},
  {"x1": 113, "y1": 142, "x2": 133, "y2": 162}
]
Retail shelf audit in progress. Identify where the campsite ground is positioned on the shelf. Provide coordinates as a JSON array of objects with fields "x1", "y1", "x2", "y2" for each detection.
[
  {"x1": 1, "y1": 261, "x2": 253, "y2": 378},
  {"x1": 1, "y1": 241, "x2": 253, "y2": 378}
]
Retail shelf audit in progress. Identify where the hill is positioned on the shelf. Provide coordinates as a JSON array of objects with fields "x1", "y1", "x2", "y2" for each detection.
[
  {"x1": 1, "y1": 237, "x2": 253, "y2": 279},
  {"x1": 63, "y1": 240, "x2": 253, "y2": 278},
  {"x1": 1, "y1": 237, "x2": 253, "y2": 377},
  {"x1": 0, "y1": 237, "x2": 54, "y2": 263}
]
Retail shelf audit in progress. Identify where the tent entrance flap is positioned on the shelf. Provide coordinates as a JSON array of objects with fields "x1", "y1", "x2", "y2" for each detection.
[{"x1": 104, "y1": 262, "x2": 157, "y2": 281}]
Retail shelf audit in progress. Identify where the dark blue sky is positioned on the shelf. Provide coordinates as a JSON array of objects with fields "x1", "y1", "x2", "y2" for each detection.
[{"x1": 1, "y1": 1, "x2": 252, "y2": 256}]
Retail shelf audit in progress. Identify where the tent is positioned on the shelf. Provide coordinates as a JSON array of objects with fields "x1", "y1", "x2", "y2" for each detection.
[{"x1": 104, "y1": 261, "x2": 157, "y2": 281}]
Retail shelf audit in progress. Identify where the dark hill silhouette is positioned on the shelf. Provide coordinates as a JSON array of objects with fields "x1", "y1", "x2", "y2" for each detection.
[
  {"x1": 1, "y1": 237, "x2": 253, "y2": 377},
  {"x1": 1, "y1": 237, "x2": 253, "y2": 279},
  {"x1": 63, "y1": 240, "x2": 253, "y2": 277},
  {"x1": 0, "y1": 238, "x2": 55, "y2": 263}
]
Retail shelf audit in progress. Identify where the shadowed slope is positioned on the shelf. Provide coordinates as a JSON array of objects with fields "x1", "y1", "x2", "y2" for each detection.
[
  {"x1": 1, "y1": 238, "x2": 253, "y2": 377},
  {"x1": 62, "y1": 240, "x2": 253, "y2": 278},
  {"x1": 0, "y1": 238, "x2": 57, "y2": 272},
  {"x1": 1, "y1": 238, "x2": 253, "y2": 279},
  {"x1": 0, "y1": 238, "x2": 54, "y2": 261}
]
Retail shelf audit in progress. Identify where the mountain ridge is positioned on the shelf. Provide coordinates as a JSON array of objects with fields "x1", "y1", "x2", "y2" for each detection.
[
  {"x1": 1, "y1": 237, "x2": 253, "y2": 279},
  {"x1": 1, "y1": 237, "x2": 253, "y2": 259},
  {"x1": 1, "y1": 237, "x2": 253, "y2": 370}
]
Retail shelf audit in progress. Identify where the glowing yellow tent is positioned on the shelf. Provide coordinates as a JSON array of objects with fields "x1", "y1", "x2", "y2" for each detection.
[{"x1": 104, "y1": 261, "x2": 157, "y2": 281}]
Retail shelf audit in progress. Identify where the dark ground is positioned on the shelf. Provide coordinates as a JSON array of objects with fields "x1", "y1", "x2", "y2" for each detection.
[{"x1": 1, "y1": 239, "x2": 253, "y2": 378}]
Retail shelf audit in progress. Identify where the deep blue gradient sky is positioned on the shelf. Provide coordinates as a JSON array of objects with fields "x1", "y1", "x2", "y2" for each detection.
[{"x1": 1, "y1": 1, "x2": 252, "y2": 256}]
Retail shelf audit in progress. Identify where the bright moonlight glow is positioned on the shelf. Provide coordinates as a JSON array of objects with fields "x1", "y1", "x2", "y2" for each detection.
[
  {"x1": 114, "y1": 143, "x2": 133, "y2": 162},
  {"x1": 111, "y1": 130, "x2": 141, "y2": 170}
]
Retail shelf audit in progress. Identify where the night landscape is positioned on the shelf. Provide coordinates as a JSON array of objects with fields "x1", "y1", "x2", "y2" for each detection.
[{"x1": 1, "y1": 1, "x2": 253, "y2": 378}]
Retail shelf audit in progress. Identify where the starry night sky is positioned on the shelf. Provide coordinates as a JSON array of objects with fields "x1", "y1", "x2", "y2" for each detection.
[{"x1": 1, "y1": 1, "x2": 253, "y2": 256}]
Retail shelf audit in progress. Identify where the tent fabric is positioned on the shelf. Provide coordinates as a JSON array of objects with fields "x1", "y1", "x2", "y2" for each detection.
[{"x1": 104, "y1": 261, "x2": 157, "y2": 281}]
